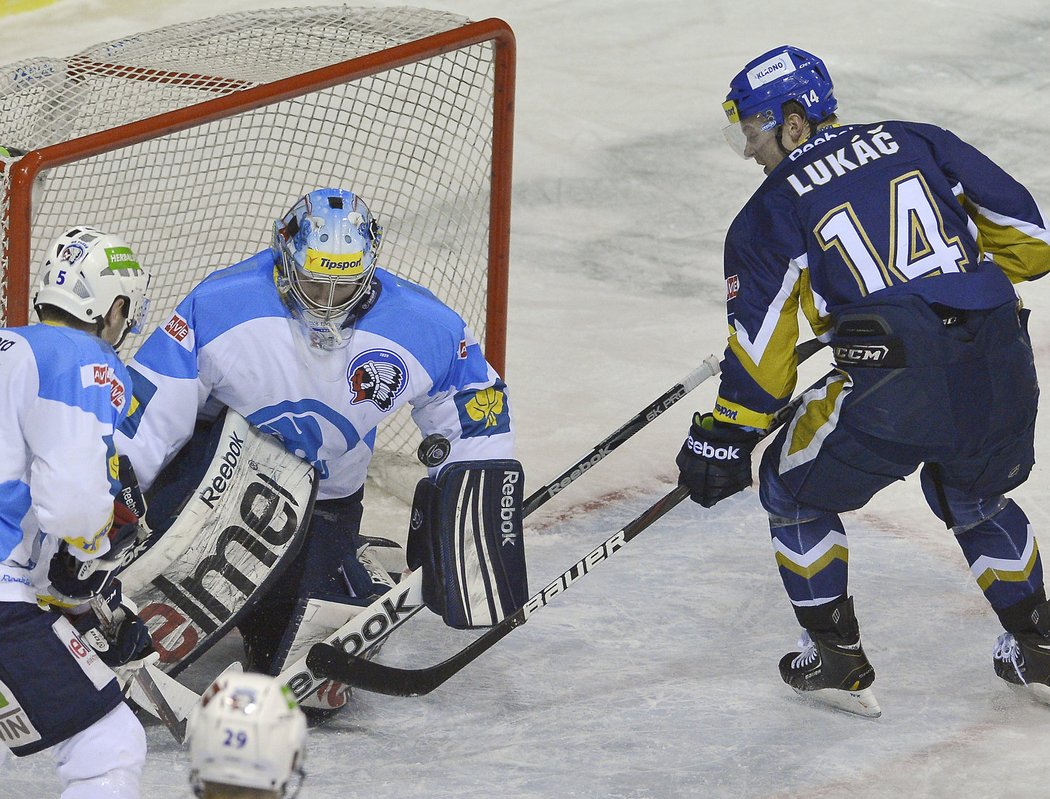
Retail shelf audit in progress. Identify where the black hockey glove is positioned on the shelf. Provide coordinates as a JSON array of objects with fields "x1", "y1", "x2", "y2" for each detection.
[
  {"x1": 676, "y1": 412, "x2": 762, "y2": 507},
  {"x1": 73, "y1": 581, "x2": 157, "y2": 670},
  {"x1": 42, "y1": 495, "x2": 141, "y2": 609}
]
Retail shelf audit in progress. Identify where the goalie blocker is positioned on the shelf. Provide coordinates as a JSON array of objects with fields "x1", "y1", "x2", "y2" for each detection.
[{"x1": 409, "y1": 460, "x2": 528, "y2": 629}]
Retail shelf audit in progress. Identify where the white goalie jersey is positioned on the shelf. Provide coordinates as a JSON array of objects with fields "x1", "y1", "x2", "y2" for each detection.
[{"x1": 115, "y1": 250, "x2": 515, "y2": 499}]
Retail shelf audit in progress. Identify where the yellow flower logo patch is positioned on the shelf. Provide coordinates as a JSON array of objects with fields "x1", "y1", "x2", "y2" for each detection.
[{"x1": 457, "y1": 384, "x2": 511, "y2": 437}]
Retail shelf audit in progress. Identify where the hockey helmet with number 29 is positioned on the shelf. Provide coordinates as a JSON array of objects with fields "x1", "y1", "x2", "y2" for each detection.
[
  {"x1": 187, "y1": 671, "x2": 308, "y2": 798},
  {"x1": 273, "y1": 187, "x2": 383, "y2": 349},
  {"x1": 722, "y1": 45, "x2": 837, "y2": 157},
  {"x1": 33, "y1": 225, "x2": 152, "y2": 342}
]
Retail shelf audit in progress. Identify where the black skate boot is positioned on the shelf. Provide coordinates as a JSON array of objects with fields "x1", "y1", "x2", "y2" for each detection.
[
  {"x1": 993, "y1": 599, "x2": 1050, "y2": 706},
  {"x1": 779, "y1": 596, "x2": 881, "y2": 717}
]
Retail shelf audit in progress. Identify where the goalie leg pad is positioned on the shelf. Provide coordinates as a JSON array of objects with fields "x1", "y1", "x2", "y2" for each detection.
[
  {"x1": 408, "y1": 460, "x2": 527, "y2": 629},
  {"x1": 119, "y1": 409, "x2": 317, "y2": 676},
  {"x1": 238, "y1": 491, "x2": 363, "y2": 674},
  {"x1": 272, "y1": 538, "x2": 403, "y2": 723}
]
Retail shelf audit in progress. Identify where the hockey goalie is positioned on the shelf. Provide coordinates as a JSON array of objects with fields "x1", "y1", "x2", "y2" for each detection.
[{"x1": 115, "y1": 188, "x2": 528, "y2": 721}]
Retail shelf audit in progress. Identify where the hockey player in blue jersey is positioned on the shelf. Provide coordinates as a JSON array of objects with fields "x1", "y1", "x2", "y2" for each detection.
[
  {"x1": 116, "y1": 188, "x2": 526, "y2": 720},
  {"x1": 676, "y1": 46, "x2": 1050, "y2": 715},
  {"x1": 0, "y1": 226, "x2": 154, "y2": 797}
]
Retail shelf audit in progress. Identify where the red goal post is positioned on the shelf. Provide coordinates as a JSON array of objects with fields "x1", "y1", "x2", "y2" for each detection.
[{"x1": 0, "y1": 6, "x2": 513, "y2": 457}]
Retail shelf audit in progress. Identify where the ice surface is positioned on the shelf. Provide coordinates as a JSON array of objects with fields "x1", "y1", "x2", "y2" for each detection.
[{"x1": 3, "y1": 0, "x2": 1050, "y2": 795}]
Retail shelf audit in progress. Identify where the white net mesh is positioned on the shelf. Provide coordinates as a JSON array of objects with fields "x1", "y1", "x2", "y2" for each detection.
[{"x1": 0, "y1": 5, "x2": 510, "y2": 457}]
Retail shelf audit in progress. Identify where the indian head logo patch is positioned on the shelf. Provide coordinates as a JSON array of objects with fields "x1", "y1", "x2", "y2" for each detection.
[{"x1": 347, "y1": 349, "x2": 408, "y2": 411}]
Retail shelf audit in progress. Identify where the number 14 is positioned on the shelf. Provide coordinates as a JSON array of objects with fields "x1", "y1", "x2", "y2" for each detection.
[{"x1": 815, "y1": 170, "x2": 969, "y2": 294}]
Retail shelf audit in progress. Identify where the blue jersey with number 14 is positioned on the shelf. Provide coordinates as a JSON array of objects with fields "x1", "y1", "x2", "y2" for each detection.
[{"x1": 715, "y1": 120, "x2": 1050, "y2": 428}]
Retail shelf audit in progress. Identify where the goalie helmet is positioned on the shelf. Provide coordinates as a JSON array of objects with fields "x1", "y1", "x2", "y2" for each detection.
[
  {"x1": 722, "y1": 45, "x2": 836, "y2": 157},
  {"x1": 273, "y1": 187, "x2": 383, "y2": 350},
  {"x1": 187, "y1": 672, "x2": 307, "y2": 799},
  {"x1": 33, "y1": 225, "x2": 151, "y2": 342}
]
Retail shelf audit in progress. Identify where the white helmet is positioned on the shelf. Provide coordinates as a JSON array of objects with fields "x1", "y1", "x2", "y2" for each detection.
[
  {"x1": 33, "y1": 225, "x2": 151, "y2": 339},
  {"x1": 188, "y1": 672, "x2": 307, "y2": 799},
  {"x1": 272, "y1": 188, "x2": 383, "y2": 350}
]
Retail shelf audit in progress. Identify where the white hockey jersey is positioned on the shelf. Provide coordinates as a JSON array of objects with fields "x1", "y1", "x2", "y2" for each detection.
[
  {"x1": 116, "y1": 250, "x2": 515, "y2": 500},
  {"x1": 0, "y1": 324, "x2": 130, "y2": 604}
]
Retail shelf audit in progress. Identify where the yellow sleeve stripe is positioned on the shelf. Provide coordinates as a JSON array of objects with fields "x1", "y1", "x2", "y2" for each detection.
[
  {"x1": 799, "y1": 268, "x2": 834, "y2": 337},
  {"x1": 712, "y1": 395, "x2": 773, "y2": 428},
  {"x1": 63, "y1": 510, "x2": 113, "y2": 556},
  {"x1": 727, "y1": 264, "x2": 804, "y2": 407},
  {"x1": 961, "y1": 197, "x2": 1050, "y2": 282}
]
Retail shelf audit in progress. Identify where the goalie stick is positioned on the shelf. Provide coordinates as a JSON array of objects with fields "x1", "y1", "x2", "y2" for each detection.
[
  {"x1": 278, "y1": 350, "x2": 743, "y2": 702},
  {"x1": 305, "y1": 353, "x2": 833, "y2": 697}
]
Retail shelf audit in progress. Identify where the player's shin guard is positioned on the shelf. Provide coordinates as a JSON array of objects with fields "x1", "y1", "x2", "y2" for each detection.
[
  {"x1": 408, "y1": 460, "x2": 527, "y2": 629},
  {"x1": 939, "y1": 496, "x2": 1050, "y2": 702},
  {"x1": 768, "y1": 512, "x2": 850, "y2": 619}
]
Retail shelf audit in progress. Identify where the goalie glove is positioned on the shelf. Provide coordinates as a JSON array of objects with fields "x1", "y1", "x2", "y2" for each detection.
[{"x1": 676, "y1": 412, "x2": 762, "y2": 507}]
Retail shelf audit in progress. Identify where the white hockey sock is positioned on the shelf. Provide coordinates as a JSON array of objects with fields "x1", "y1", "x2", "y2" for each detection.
[{"x1": 53, "y1": 702, "x2": 146, "y2": 799}]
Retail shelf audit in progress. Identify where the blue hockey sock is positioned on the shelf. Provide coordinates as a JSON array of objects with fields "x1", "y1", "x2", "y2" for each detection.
[
  {"x1": 769, "y1": 512, "x2": 849, "y2": 619},
  {"x1": 955, "y1": 499, "x2": 1044, "y2": 613}
]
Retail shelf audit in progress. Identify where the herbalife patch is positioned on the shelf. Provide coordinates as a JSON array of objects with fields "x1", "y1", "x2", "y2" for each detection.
[{"x1": 105, "y1": 246, "x2": 141, "y2": 272}]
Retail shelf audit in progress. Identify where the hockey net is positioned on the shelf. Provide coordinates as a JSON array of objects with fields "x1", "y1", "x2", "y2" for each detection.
[{"x1": 0, "y1": 6, "x2": 513, "y2": 459}]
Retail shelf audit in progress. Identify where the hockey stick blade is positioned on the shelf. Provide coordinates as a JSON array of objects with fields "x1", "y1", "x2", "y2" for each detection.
[
  {"x1": 306, "y1": 484, "x2": 692, "y2": 697},
  {"x1": 306, "y1": 346, "x2": 831, "y2": 697},
  {"x1": 128, "y1": 664, "x2": 196, "y2": 743}
]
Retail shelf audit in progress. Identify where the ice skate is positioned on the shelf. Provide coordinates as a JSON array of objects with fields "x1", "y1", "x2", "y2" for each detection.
[
  {"x1": 993, "y1": 632, "x2": 1050, "y2": 706},
  {"x1": 778, "y1": 597, "x2": 881, "y2": 718}
]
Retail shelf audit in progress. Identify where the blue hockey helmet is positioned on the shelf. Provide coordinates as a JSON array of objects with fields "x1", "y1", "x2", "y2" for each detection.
[
  {"x1": 273, "y1": 188, "x2": 383, "y2": 349},
  {"x1": 722, "y1": 46, "x2": 836, "y2": 156}
]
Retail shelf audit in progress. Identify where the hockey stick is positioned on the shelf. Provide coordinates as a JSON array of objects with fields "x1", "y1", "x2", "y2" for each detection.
[
  {"x1": 522, "y1": 336, "x2": 823, "y2": 514},
  {"x1": 88, "y1": 595, "x2": 200, "y2": 741},
  {"x1": 521, "y1": 353, "x2": 723, "y2": 515},
  {"x1": 307, "y1": 484, "x2": 692, "y2": 696},
  {"x1": 277, "y1": 350, "x2": 739, "y2": 702},
  {"x1": 305, "y1": 350, "x2": 832, "y2": 697},
  {"x1": 125, "y1": 660, "x2": 244, "y2": 743},
  {"x1": 127, "y1": 666, "x2": 194, "y2": 743}
]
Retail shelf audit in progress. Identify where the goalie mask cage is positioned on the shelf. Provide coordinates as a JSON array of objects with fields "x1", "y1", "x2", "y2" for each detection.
[{"x1": 0, "y1": 5, "x2": 513, "y2": 458}]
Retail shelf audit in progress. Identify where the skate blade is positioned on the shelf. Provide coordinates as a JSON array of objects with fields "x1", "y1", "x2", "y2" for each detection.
[
  {"x1": 790, "y1": 685, "x2": 882, "y2": 718},
  {"x1": 1006, "y1": 681, "x2": 1050, "y2": 707}
]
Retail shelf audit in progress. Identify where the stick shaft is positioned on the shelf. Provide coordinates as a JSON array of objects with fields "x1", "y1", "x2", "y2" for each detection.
[{"x1": 306, "y1": 347, "x2": 833, "y2": 696}]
